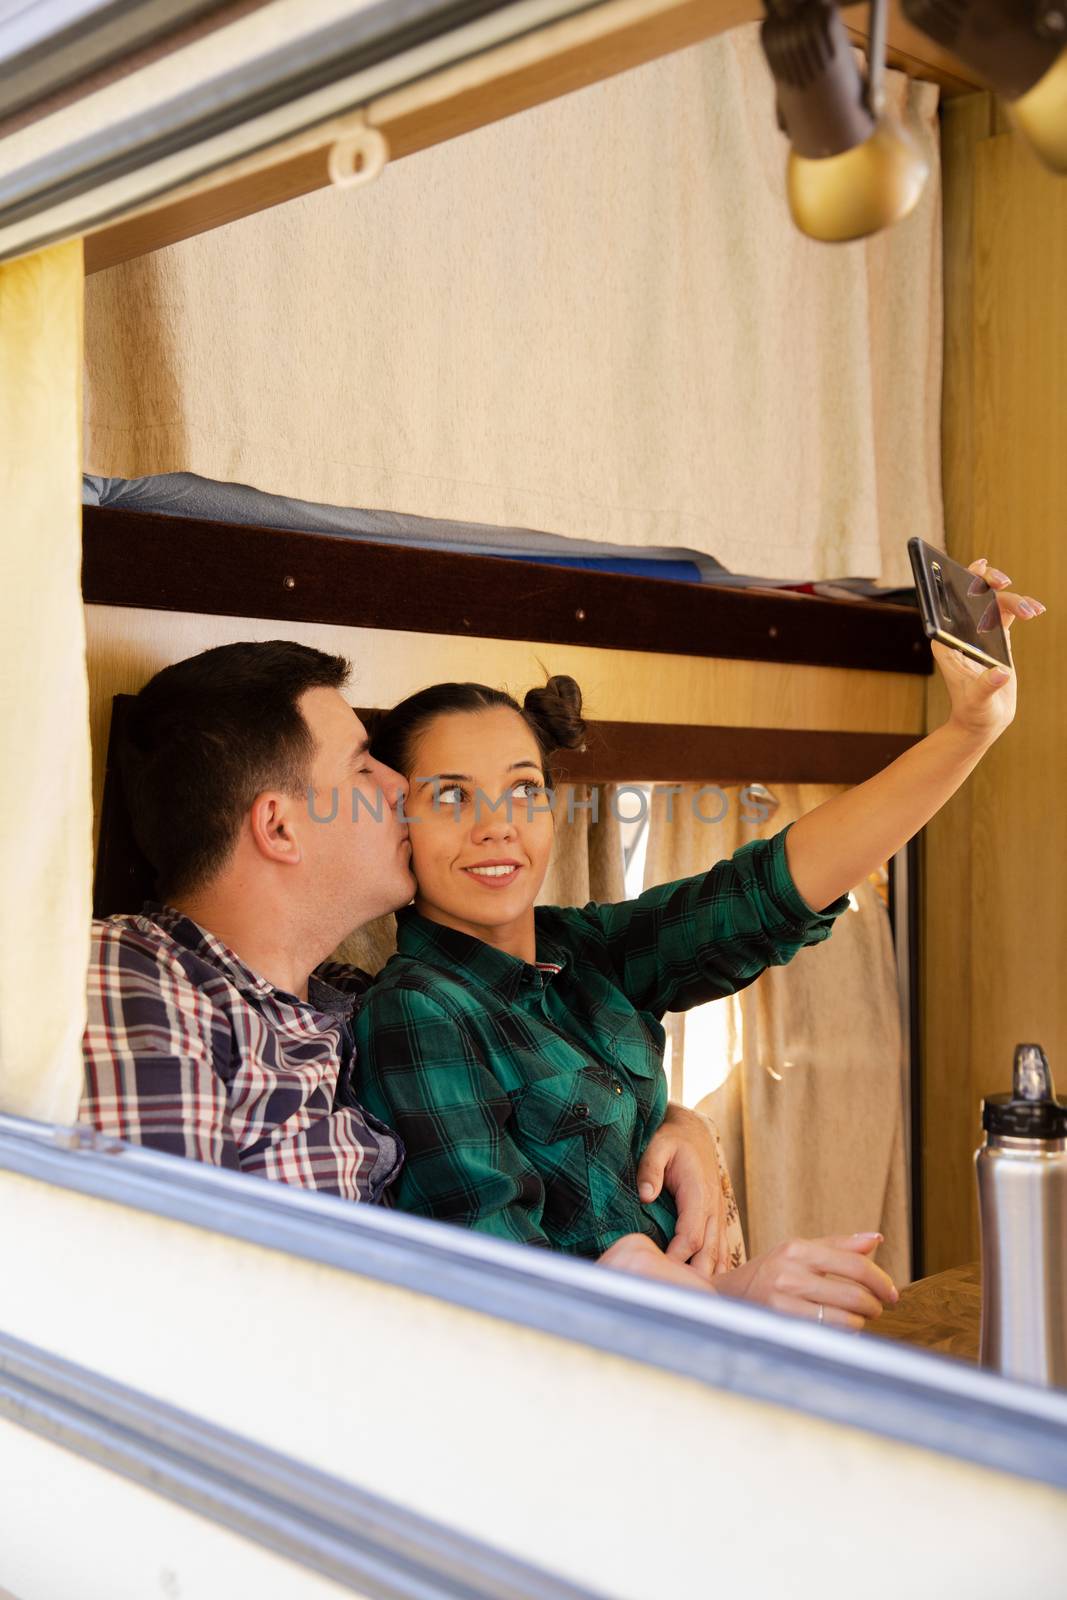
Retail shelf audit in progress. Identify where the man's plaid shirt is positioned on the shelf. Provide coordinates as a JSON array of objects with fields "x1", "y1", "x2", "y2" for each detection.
[
  {"x1": 354, "y1": 826, "x2": 848, "y2": 1257},
  {"x1": 81, "y1": 906, "x2": 401, "y2": 1201}
]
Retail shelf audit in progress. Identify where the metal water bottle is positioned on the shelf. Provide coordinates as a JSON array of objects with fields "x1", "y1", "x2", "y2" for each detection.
[{"x1": 977, "y1": 1044, "x2": 1067, "y2": 1387}]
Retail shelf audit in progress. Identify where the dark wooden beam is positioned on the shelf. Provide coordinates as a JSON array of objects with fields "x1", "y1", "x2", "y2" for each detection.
[
  {"x1": 356, "y1": 709, "x2": 917, "y2": 784},
  {"x1": 554, "y1": 720, "x2": 920, "y2": 785},
  {"x1": 82, "y1": 506, "x2": 931, "y2": 675}
]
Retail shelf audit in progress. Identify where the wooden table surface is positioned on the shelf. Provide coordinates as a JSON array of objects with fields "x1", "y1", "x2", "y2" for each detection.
[{"x1": 866, "y1": 1261, "x2": 981, "y2": 1362}]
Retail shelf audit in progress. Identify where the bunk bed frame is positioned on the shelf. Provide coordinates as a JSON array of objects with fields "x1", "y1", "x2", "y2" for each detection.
[{"x1": 82, "y1": 502, "x2": 930, "y2": 789}]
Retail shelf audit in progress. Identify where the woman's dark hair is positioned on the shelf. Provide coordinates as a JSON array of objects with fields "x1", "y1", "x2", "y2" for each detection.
[
  {"x1": 368, "y1": 675, "x2": 587, "y2": 782},
  {"x1": 119, "y1": 640, "x2": 350, "y2": 899}
]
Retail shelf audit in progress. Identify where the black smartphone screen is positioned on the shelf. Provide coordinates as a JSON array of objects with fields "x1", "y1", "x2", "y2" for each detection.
[{"x1": 908, "y1": 539, "x2": 1012, "y2": 669}]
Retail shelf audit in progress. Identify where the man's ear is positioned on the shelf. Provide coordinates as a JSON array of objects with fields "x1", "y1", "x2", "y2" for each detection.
[{"x1": 248, "y1": 791, "x2": 303, "y2": 867}]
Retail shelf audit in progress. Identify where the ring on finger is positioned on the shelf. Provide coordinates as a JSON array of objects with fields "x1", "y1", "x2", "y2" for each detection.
[{"x1": 817, "y1": 1303, "x2": 825, "y2": 1325}]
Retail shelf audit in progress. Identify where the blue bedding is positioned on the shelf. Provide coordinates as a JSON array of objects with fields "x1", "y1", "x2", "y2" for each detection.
[{"x1": 82, "y1": 472, "x2": 916, "y2": 602}]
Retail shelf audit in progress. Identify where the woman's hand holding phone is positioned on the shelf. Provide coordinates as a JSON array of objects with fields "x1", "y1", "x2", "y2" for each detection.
[
  {"x1": 933, "y1": 556, "x2": 1046, "y2": 749},
  {"x1": 778, "y1": 551, "x2": 1047, "y2": 913}
]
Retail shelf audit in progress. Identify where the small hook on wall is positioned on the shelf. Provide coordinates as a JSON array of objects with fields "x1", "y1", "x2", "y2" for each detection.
[{"x1": 327, "y1": 123, "x2": 389, "y2": 189}]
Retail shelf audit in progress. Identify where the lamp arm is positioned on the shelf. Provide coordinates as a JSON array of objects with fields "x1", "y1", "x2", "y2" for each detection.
[{"x1": 866, "y1": 0, "x2": 888, "y2": 115}]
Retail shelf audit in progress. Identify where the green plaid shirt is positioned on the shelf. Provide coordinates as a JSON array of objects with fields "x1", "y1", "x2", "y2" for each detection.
[{"x1": 354, "y1": 825, "x2": 847, "y2": 1257}]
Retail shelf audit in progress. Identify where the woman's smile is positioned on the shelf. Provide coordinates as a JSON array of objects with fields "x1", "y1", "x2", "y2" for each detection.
[{"x1": 461, "y1": 859, "x2": 523, "y2": 888}]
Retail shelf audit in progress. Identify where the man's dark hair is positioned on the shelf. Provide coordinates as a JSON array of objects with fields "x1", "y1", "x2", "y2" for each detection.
[{"x1": 119, "y1": 640, "x2": 350, "y2": 900}]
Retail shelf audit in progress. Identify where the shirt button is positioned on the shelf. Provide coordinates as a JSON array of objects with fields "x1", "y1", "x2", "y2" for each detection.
[
  {"x1": 574, "y1": 1103, "x2": 589, "y2": 1118},
  {"x1": 612, "y1": 1081, "x2": 623, "y2": 1095}
]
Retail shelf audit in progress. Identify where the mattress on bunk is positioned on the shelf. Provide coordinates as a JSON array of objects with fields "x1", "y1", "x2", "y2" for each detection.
[{"x1": 81, "y1": 473, "x2": 918, "y2": 604}]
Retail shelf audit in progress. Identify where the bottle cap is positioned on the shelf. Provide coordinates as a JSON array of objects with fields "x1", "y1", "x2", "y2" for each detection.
[{"x1": 983, "y1": 1044, "x2": 1067, "y2": 1139}]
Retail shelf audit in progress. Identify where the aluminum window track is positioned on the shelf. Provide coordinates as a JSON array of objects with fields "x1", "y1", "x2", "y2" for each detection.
[
  {"x1": 0, "y1": 0, "x2": 607, "y2": 262},
  {"x1": 0, "y1": 0, "x2": 233, "y2": 123}
]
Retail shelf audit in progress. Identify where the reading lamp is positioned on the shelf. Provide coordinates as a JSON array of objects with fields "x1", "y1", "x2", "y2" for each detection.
[
  {"x1": 902, "y1": 0, "x2": 1067, "y2": 172},
  {"x1": 760, "y1": 0, "x2": 930, "y2": 241}
]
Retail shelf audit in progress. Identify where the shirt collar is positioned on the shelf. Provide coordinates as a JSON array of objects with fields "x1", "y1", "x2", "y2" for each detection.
[
  {"x1": 144, "y1": 903, "x2": 358, "y2": 1013},
  {"x1": 395, "y1": 906, "x2": 567, "y2": 999}
]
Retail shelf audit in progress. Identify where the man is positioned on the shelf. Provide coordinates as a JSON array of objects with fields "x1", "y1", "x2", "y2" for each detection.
[{"x1": 82, "y1": 640, "x2": 728, "y2": 1270}]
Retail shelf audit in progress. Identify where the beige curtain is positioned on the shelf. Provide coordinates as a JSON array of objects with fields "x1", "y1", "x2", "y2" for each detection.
[
  {"x1": 0, "y1": 241, "x2": 92, "y2": 1124},
  {"x1": 537, "y1": 784, "x2": 625, "y2": 909},
  {"x1": 84, "y1": 25, "x2": 941, "y2": 585},
  {"x1": 644, "y1": 783, "x2": 910, "y2": 1286},
  {"x1": 333, "y1": 783, "x2": 623, "y2": 971}
]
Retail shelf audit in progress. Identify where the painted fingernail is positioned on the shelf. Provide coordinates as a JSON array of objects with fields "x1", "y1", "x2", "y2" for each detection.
[
  {"x1": 1018, "y1": 601, "x2": 1036, "y2": 617},
  {"x1": 988, "y1": 570, "x2": 1011, "y2": 585},
  {"x1": 1032, "y1": 601, "x2": 1046, "y2": 614},
  {"x1": 853, "y1": 1231, "x2": 883, "y2": 1240}
]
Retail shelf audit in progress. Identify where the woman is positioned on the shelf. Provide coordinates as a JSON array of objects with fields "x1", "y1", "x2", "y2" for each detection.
[{"x1": 355, "y1": 559, "x2": 1044, "y2": 1326}]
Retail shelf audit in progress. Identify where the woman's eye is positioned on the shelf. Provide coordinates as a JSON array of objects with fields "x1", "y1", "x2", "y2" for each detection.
[
  {"x1": 513, "y1": 780, "x2": 545, "y2": 799},
  {"x1": 437, "y1": 784, "x2": 466, "y2": 806}
]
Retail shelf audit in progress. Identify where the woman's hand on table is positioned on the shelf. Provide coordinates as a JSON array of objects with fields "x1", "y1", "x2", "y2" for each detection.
[
  {"x1": 636, "y1": 1103, "x2": 731, "y2": 1276},
  {"x1": 933, "y1": 557, "x2": 1046, "y2": 750},
  {"x1": 714, "y1": 1232, "x2": 898, "y2": 1330},
  {"x1": 598, "y1": 1230, "x2": 898, "y2": 1331}
]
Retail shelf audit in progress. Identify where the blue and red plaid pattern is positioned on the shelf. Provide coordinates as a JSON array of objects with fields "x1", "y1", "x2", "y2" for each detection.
[{"x1": 81, "y1": 906, "x2": 401, "y2": 1201}]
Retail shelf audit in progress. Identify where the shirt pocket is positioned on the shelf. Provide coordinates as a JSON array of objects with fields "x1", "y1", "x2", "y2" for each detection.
[
  {"x1": 509, "y1": 1067, "x2": 626, "y2": 1148},
  {"x1": 509, "y1": 1069, "x2": 625, "y2": 1252}
]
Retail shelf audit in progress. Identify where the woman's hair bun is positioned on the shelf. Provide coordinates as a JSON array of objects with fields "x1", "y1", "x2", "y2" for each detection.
[{"x1": 523, "y1": 674, "x2": 587, "y2": 755}]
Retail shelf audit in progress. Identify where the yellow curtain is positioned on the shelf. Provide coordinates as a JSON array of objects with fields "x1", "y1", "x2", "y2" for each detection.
[
  {"x1": 0, "y1": 240, "x2": 92, "y2": 1124},
  {"x1": 84, "y1": 25, "x2": 941, "y2": 585},
  {"x1": 644, "y1": 783, "x2": 910, "y2": 1285}
]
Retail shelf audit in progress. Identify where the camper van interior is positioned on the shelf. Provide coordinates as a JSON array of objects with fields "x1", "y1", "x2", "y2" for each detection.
[{"x1": 1, "y1": 0, "x2": 1066, "y2": 1595}]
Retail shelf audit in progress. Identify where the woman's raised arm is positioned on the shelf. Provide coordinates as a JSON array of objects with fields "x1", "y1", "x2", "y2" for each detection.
[{"x1": 785, "y1": 559, "x2": 1046, "y2": 913}]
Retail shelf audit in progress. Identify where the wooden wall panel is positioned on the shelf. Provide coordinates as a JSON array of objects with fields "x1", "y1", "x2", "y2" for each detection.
[
  {"x1": 970, "y1": 134, "x2": 1067, "y2": 1163},
  {"x1": 926, "y1": 104, "x2": 1067, "y2": 1271},
  {"x1": 921, "y1": 91, "x2": 993, "y2": 1274}
]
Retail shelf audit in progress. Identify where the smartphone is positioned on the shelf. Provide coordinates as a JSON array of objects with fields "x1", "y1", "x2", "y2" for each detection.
[{"x1": 907, "y1": 537, "x2": 1012, "y2": 671}]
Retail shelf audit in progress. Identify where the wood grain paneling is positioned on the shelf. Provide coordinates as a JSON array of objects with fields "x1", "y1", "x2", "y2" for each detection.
[
  {"x1": 926, "y1": 106, "x2": 1067, "y2": 1271},
  {"x1": 971, "y1": 132, "x2": 1067, "y2": 1160},
  {"x1": 922, "y1": 91, "x2": 993, "y2": 1274},
  {"x1": 868, "y1": 1261, "x2": 981, "y2": 1362}
]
